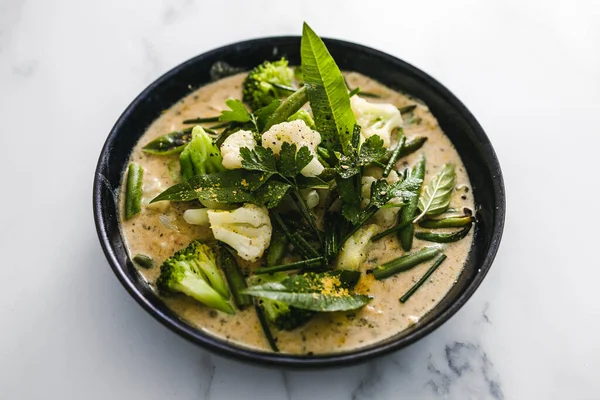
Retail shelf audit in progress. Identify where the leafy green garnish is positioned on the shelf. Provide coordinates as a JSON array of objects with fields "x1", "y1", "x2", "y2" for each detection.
[
  {"x1": 219, "y1": 99, "x2": 253, "y2": 123},
  {"x1": 150, "y1": 170, "x2": 265, "y2": 203},
  {"x1": 277, "y1": 142, "x2": 313, "y2": 178},
  {"x1": 301, "y1": 23, "x2": 356, "y2": 154},
  {"x1": 413, "y1": 163, "x2": 456, "y2": 223},
  {"x1": 254, "y1": 180, "x2": 292, "y2": 208},
  {"x1": 243, "y1": 270, "x2": 371, "y2": 312},
  {"x1": 335, "y1": 135, "x2": 386, "y2": 179},
  {"x1": 240, "y1": 144, "x2": 322, "y2": 237},
  {"x1": 239, "y1": 146, "x2": 278, "y2": 174}
]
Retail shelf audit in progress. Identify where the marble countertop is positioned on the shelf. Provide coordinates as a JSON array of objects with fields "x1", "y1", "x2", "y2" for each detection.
[{"x1": 1, "y1": 0, "x2": 599, "y2": 398}]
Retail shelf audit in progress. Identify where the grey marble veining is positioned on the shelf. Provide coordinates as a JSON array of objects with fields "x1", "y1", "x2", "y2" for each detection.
[{"x1": 1, "y1": 0, "x2": 599, "y2": 399}]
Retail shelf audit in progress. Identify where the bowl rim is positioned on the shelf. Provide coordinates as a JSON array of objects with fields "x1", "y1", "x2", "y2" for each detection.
[{"x1": 93, "y1": 35, "x2": 505, "y2": 368}]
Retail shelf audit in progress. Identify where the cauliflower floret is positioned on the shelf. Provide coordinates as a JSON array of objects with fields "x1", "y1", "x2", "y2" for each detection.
[
  {"x1": 351, "y1": 96, "x2": 403, "y2": 148},
  {"x1": 207, "y1": 203, "x2": 272, "y2": 262},
  {"x1": 361, "y1": 170, "x2": 402, "y2": 228},
  {"x1": 220, "y1": 129, "x2": 256, "y2": 170},
  {"x1": 261, "y1": 120, "x2": 324, "y2": 177},
  {"x1": 337, "y1": 224, "x2": 380, "y2": 270}
]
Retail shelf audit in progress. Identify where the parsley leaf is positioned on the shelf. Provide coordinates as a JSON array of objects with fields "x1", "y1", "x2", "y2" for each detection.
[
  {"x1": 359, "y1": 136, "x2": 387, "y2": 165},
  {"x1": 277, "y1": 142, "x2": 313, "y2": 178},
  {"x1": 336, "y1": 135, "x2": 386, "y2": 179},
  {"x1": 219, "y1": 99, "x2": 253, "y2": 123},
  {"x1": 240, "y1": 146, "x2": 277, "y2": 174}
]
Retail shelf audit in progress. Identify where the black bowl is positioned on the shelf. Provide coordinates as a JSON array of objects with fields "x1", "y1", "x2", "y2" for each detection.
[{"x1": 93, "y1": 36, "x2": 505, "y2": 368}]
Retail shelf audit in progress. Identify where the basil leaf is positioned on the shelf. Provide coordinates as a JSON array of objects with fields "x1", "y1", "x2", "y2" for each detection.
[
  {"x1": 414, "y1": 163, "x2": 456, "y2": 222},
  {"x1": 301, "y1": 23, "x2": 356, "y2": 154},
  {"x1": 142, "y1": 128, "x2": 193, "y2": 155},
  {"x1": 243, "y1": 270, "x2": 370, "y2": 312},
  {"x1": 219, "y1": 99, "x2": 253, "y2": 123},
  {"x1": 150, "y1": 170, "x2": 268, "y2": 203}
]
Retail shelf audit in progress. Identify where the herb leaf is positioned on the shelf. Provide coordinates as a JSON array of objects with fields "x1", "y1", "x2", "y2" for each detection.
[
  {"x1": 240, "y1": 146, "x2": 278, "y2": 174},
  {"x1": 301, "y1": 23, "x2": 356, "y2": 154},
  {"x1": 277, "y1": 143, "x2": 313, "y2": 178},
  {"x1": 336, "y1": 135, "x2": 386, "y2": 179},
  {"x1": 414, "y1": 163, "x2": 456, "y2": 223},
  {"x1": 243, "y1": 270, "x2": 371, "y2": 312},
  {"x1": 254, "y1": 180, "x2": 292, "y2": 208},
  {"x1": 219, "y1": 99, "x2": 253, "y2": 123},
  {"x1": 150, "y1": 170, "x2": 266, "y2": 203}
]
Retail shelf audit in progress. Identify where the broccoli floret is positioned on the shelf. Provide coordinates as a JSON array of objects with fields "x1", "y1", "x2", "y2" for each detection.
[
  {"x1": 242, "y1": 58, "x2": 294, "y2": 110},
  {"x1": 287, "y1": 109, "x2": 315, "y2": 129},
  {"x1": 156, "y1": 240, "x2": 234, "y2": 314},
  {"x1": 253, "y1": 273, "x2": 314, "y2": 330},
  {"x1": 180, "y1": 126, "x2": 225, "y2": 181}
]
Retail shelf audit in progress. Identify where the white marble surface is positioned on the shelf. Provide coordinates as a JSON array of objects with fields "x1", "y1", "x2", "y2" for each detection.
[{"x1": 1, "y1": 0, "x2": 599, "y2": 398}]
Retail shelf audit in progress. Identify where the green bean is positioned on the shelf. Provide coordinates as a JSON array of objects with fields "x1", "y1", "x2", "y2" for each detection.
[
  {"x1": 255, "y1": 257, "x2": 324, "y2": 274},
  {"x1": 372, "y1": 247, "x2": 442, "y2": 280},
  {"x1": 415, "y1": 224, "x2": 472, "y2": 243},
  {"x1": 124, "y1": 163, "x2": 144, "y2": 219},
  {"x1": 271, "y1": 83, "x2": 297, "y2": 93},
  {"x1": 132, "y1": 254, "x2": 154, "y2": 269},
  {"x1": 253, "y1": 300, "x2": 279, "y2": 352},
  {"x1": 271, "y1": 212, "x2": 317, "y2": 260},
  {"x1": 266, "y1": 231, "x2": 289, "y2": 267},
  {"x1": 291, "y1": 188, "x2": 322, "y2": 244},
  {"x1": 182, "y1": 116, "x2": 220, "y2": 124},
  {"x1": 419, "y1": 215, "x2": 475, "y2": 229},
  {"x1": 400, "y1": 254, "x2": 447, "y2": 303},
  {"x1": 371, "y1": 220, "x2": 413, "y2": 242},
  {"x1": 380, "y1": 136, "x2": 427, "y2": 164},
  {"x1": 397, "y1": 156, "x2": 426, "y2": 251},
  {"x1": 324, "y1": 214, "x2": 341, "y2": 262},
  {"x1": 383, "y1": 134, "x2": 406, "y2": 178},
  {"x1": 142, "y1": 127, "x2": 193, "y2": 155},
  {"x1": 398, "y1": 104, "x2": 417, "y2": 115},
  {"x1": 218, "y1": 247, "x2": 252, "y2": 309},
  {"x1": 264, "y1": 86, "x2": 308, "y2": 131}
]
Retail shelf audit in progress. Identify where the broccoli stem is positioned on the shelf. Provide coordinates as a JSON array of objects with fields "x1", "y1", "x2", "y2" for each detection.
[
  {"x1": 263, "y1": 86, "x2": 308, "y2": 131},
  {"x1": 218, "y1": 247, "x2": 252, "y2": 309},
  {"x1": 125, "y1": 163, "x2": 144, "y2": 220},
  {"x1": 255, "y1": 257, "x2": 324, "y2": 274}
]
